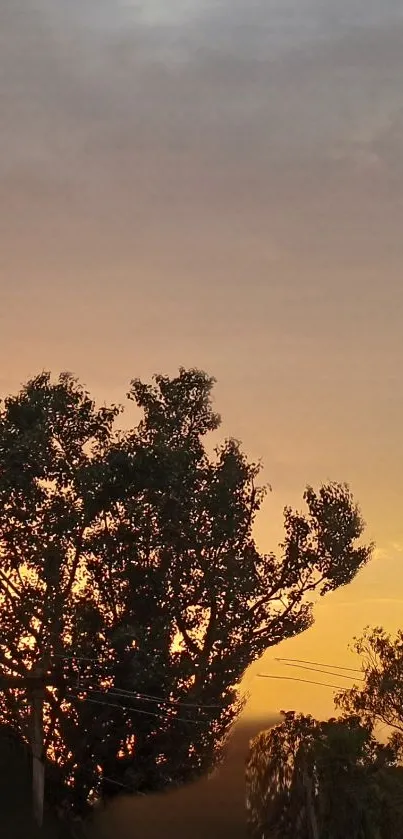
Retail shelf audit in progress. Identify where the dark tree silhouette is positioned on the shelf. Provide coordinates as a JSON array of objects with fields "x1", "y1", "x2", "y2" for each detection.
[
  {"x1": 336, "y1": 627, "x2": 403, "y2": 742},
  {"x1": 245, "y1": 711, "x2": 402, "y2": 839},
  {"x1": 335, "y1": 626, "x2": 403, "y2": 837},
  {"x1": 0, "y1": 368, "x2": 372, "y2": 818}
]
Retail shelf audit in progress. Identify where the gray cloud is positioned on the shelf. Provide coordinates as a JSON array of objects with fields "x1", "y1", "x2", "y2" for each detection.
[
  {"x1": 1, "y1": 0, "x2": 403, "y2": 270},
  {"x1": 3, "y1": 1, "x2": 403, "y2": 161}
]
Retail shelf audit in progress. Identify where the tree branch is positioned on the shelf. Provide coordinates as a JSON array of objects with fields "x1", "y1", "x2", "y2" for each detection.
[
  {"x1": 63, "y1": 528, "x2": 86, "y2": 600},
  {"x1": 251, "y1": 595, "x2": 306, "y2": 639},
  {"x1": 175, "y1": 613, "x2": 201, "y2": 658},
  {"x1": 103, "y1": 512, "x2": 118, "y2": 622}
]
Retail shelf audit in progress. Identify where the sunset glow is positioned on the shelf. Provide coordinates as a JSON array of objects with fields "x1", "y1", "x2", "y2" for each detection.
[{"x1": 2, "y1": 0, "x2": 403, "y2": 726}]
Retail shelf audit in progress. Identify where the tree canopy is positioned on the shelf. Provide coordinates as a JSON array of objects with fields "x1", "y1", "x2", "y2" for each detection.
[
  {"x1": 336, "y1": 627, "x2": 403, "y2": 746},
  {"x1": 245, "y1": 711, "x2": 403, "y2": 839},
  {"x1": 0, "y1": 368, "x2": 372, "y2": 820}
]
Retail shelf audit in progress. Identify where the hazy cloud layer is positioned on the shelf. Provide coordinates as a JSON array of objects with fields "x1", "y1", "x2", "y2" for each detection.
[
  {"x1": 2, "y1": 2, "x2": 403, "y2": 187},
  {"x1": 2, "y1": 2, "x2": 403, "y2": 417},
  {"x1": 2, "y1": 1, "x2": 403, "y2": 366}
]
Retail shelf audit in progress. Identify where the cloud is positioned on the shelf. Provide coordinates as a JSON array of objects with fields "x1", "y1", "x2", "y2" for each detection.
[
  {"x1": 330, "y1": 147, "x2": 384, "y2": 173},
  {"x1": 3, "y1": 0, "x2": 403, "y2": 169},
  {"x1": 371, "y1": 542, "x2": 403, "y2": 562},
  {"x1": 390, "y1": 541, "x2": 403, "y2": 553},
  {"x1": 1, "y1": 0, "x2": 403, "y2": 272}
]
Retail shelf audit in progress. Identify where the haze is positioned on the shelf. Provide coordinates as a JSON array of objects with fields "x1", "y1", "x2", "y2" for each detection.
[{"x1": 1, "y1": 0, "x2": 403, "y2": 720}]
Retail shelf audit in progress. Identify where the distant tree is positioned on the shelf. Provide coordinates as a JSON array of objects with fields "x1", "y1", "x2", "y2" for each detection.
[
  {"x1": 246, "y1": 711, "x2": 316, "y2": 838},
  {"x1": 336, "y1": 627, "x2": 403, "y2": 744},
  {"x1": 245, "y1": 711, "x2": 400, "y2": 839},
  {"x1": 0, "y1": 368, "x2": 372, "y2": 818},
  {"x1": 335, "y1": 627, "x2": 403, "y2": 837}
]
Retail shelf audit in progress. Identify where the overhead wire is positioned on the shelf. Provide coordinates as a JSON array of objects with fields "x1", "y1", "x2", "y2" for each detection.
[
  {"x1": 258, "y1": 657, "x2": 365, "y2": 692},
  {"x1": 275, "y1": 657, "x2": 362, "y2": 673},
  {"x1": 53, "y1": 653, "x2": 222, "y2": 710},
  {"x1": 276, "y1": 662, "x2": 364, "y2": 682},
  {"x1": 94, "y1": 685, "x2": 222, "y2": 710},
  {"x1": 257, "y1": 674, "x2": 349, "y2": 691},
  {"x1": 67, "y1": 689, "x2": 208, "y2": 726},
  {"x1": 68, "y1": 681, "x2": 222, "y2": 712}
]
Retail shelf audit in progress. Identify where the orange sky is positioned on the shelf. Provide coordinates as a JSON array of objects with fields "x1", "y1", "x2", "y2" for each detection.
[{"x1": 1, "y1": 0, "x2": 403, "y2": 722}]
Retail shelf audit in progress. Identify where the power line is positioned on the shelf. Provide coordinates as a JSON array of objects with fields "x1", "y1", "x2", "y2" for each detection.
[
  {"x1": 82, "y1": 683, "x2": 222, "y2": 710},
  {"x1": 96, "y1": 684, "x2": 220, "y2": 710},
  {"x1": 64, "y1": 675, "x2": 222, "y2": 711},
  {"x1": 54, "y1": 653, "x2": 97, "y2": 663},
  {"x1": 275, "y1": 657, "x2": 362, "y2": 673},
  {"x1": 68, "y1": 689, "x2": 207, "y2": 726},
  {"x1": 278, "y1": 662, "x2": 363, "y2": 682},
  {"x1": 257, "y1": 674, "x2": 348, "y2": 691},
  {"x1": 52, "y1": 653, "x2": 222, "y2": 710}
]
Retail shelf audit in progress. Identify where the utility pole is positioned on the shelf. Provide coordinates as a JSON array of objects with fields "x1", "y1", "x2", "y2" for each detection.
[
  {"x1": 27, "y1": 663, "x2": 46, "y2": 830},
  {"x1": 0, "y1": 666, "x2": 62, "y2": 831}
]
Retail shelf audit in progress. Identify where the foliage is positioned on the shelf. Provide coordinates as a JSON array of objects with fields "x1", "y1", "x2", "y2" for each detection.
[
  {"x1": 335, "y1": 627, "x2": 403, "y2": 837},
  {"x1": 245, "y1": 711, "x2": 402, "y2": 839},
  {"x1": 335, "y1": 627, "x2": 403, "y2": 743},
  {"x1": 0, "y1": 368, "x2": 372, "y2": 817},
  {"x1": 246, "y1": 711, "x2": 316, "y2": 838}
]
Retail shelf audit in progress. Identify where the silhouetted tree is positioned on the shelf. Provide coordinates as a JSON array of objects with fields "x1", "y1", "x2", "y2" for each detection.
[
  {"x1": 246, "y1": 711, "x2": 401, "y2": 839},
  {"x1": 336, "y1": 627, "x2": 403, "y2": 744},
  {"x1": 335, "y1": 627, "x2": 403, "y2": 837},
  {"x1": 0, "y1": 368, "x2": 372, "y2": 817}
]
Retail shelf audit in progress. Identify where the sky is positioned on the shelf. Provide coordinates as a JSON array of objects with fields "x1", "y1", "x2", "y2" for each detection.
[{"x1": 1, "y1": 0, "x2": 403, "y2": 722}]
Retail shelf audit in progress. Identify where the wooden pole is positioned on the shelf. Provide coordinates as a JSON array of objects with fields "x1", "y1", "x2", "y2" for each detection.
[
  {"x1": 29, "y1": 664, "x2": 45, "y2": 830},
  {"x1": 0, "y1": 668, "x2": 63, "y2": 829}
]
